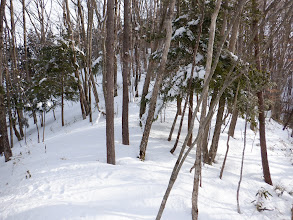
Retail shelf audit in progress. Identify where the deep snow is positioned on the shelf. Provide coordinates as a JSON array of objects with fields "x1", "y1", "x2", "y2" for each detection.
[{"x1": 1, "y1": 71, "x2": 293, "y2": 220}]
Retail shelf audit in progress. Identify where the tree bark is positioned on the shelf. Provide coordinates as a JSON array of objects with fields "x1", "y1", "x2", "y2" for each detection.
[
  {"x1": 252, "y1": 0, "x2": 272, "y2": 185},
  {"x1": 64, "y1": 0, "x2": 88, "y2": 120},
  {"x1": 208, "y1": 95, "x2": 225, "y2": 164},
  {"x1": 122, "y1": 0, "x2": 130, "y2": 145},
  {"x1": 105, "y1": 0, "x2": 116, "y2": 165},
  {"x1": 0, "y1": 0, "x2": 12, "y2": 162}
]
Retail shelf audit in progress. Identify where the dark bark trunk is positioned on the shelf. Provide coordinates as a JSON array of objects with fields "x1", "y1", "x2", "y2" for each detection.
[
  {"x1": 177, "y1": 96, "x2": 182, "y2": 115},
  {"x1": 0, "y1": 94, "x2": 12, "y2": 162},
  {"x1": 257, "y1": 91, "x2": 273, "y2": 185},
  {"x1": 187, "y1": 90, "x2": 193, "y2": 146},
  {"x1": 62, "y1": 73, "x2": 64, "y2": 126},
  {"x1": 106, "y1": 0, "x2": 115, "y2": 165},
  {"x1": 208, "y1": 95, "x2": 225, "y2": 164},
  {"x1": 252, "y1": 0, "x2": 272, "y2": 185},
  {"x1": 139, "y1": 58, "x2": 157, "y2": 123},
  {"x1": 228, "y1": 81, "x2": 240, "y2": 137},
  {"x1": 170, "y1": 95, "x2": 188, "y2": 154},
  {"x1": 168, "y1": 108, "x2": 179, "y2": 141},
  {"x1": 122, "y1": 0, "x2": 130, "y2": 145},
  {"x1": 0, "y1": 0, "x2": 12, "y2": 162}
]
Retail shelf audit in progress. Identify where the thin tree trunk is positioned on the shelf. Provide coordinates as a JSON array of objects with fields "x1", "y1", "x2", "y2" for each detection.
[
  {"x1": 122, "y1": 0, "x2": 130, "y2": 145},
  {"x1": 61, "y1": 74, "x2": 64, "y2": 126},
  {"x1": 170, "y1": 95, "x2": 188, "y2": 154},
  {"x1": 228, "y1": 81, "x2": 240, "y2": 137},
  {"x1": 237, "y1": 108, "x2": 248, "y2": 214},
  {"x1": 168, "y1": 108, "x2": 179, "y2": 141},
  {"x1": 191, "y1": 133, "x2": 202, "y2": 220},
  {"x1": 219, "y1": 134, "x2": 230, "y2": 179},
  {"x1": 208, "y1": 95, "x2": 226, "y2": 164},
  {"x1": 42, "y1": 111, "x2": 45, "y2": 142},
  {"x1": 177, "y1": 96, "x2": 182, "y2": 115},
  {"x1": 5, "y1": 68, "x2": 14, "y2": 147}
]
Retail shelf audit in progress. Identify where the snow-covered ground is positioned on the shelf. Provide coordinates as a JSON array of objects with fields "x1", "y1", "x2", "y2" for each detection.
[{"x1": 1, "y1": 71, "x2": 293, "y2": 220}]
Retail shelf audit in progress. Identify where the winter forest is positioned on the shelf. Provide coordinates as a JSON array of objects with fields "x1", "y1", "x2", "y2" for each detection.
[{"x1": 0, "y1": 0, "x2": 292, "y2": 219}]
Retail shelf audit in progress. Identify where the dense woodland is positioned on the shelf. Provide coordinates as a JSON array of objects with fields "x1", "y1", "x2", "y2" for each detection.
[{"x1": 0, "y1": 0, "x2": 292, "y2": 219}]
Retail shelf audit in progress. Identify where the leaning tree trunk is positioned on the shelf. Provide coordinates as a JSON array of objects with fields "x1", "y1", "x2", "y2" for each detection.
[
  {"x1": 139, "y1": 0, "x2": 176, "y2": 161},
  {"x1": 64, "y1": 0, "x2": 88, "y2": 120}
]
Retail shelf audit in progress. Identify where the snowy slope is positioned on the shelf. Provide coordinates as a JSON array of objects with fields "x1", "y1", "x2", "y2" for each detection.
[{"x1": 0, "y1": 71, "x2": 293, "y2": 220}]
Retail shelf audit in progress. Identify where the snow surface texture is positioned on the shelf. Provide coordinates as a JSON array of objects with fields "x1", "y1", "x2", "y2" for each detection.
[{"x1": 1, "y1": 70, "x2": 293, "y2": 220}]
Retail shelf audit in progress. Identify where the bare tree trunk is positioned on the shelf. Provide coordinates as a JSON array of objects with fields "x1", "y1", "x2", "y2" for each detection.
[
  {"x1": 191, "y1": 134, "x2": 202, "y2": 220},
  {"x1": 0, "y1": 0, "x2": 12, "y2": 162},
  {"x1": 113, "y1": 0, "x2": 118, "y2": 97},
  {"x1": 187, "y1": 89, "x2": 193, "y2": 146},
  {"x1": 228, "y1": 82, "x2": 240, "y2": 138},
  {"x1": 122, "y1": 0, "x2": 130, "y2": 145},
  {"x1": 139, "y1": 58, "x2": 157, "y2": 123},
  {"x1": 139, "y1": 0, "x2": 176, "y2": 161},
  {"x1": 4, "y1": 68, "x2": 14, "y2": 147},
  {"x1": 42, "y1": 111, "x2": 45, "y2": 142},
  {"x1": 61, "y1": 73, "x2": 64, "y2": 126},
  {"x1": 105, "y1": 0, "x2": 116, "y2": 165},
  {"x1": 10, "y1": 0, "x2": 24, "y2": 139},
  {"x1": 236, "y1": 108, "x2": 248, "y2": 214},
  {"x1": 252, "y1": 0, "x2": 272, "y2": 185},
  {"x1": 220, "y1": 82, "x2": 240, "y2": 178},
  {"x1": 177, "y1": 96, "x2": 182, "y2": 115},
  {"x1": 208, "y1": 95, "x2": 225, "y2": 164},
  {"x1": 64, "y1": 0, "x2": 88, "y2": 120},
  {"x1": 170, "y1": 95, "x2": 188, "y2": 154},
  {"x1": 168, "y1": 108, "x2": 179, "y2": 141}
]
